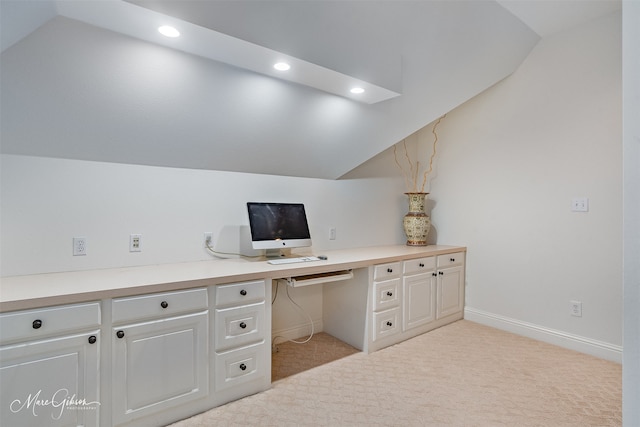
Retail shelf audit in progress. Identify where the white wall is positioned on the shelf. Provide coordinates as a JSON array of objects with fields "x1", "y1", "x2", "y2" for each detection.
[
  {"x1": 1, "y1": 154, "x2": 408, "y2": 340},
  {"x1": 427, "y1": 11, "x2": 622, "y2": 361},
  {"x1": 0, "y1": 155, "x2": 406, "y2": 277}
]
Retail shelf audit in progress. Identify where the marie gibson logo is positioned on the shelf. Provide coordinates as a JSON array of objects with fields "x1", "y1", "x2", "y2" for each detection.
[{"x1": 9, "y1": 388, "x2": 100, "y2": 420}]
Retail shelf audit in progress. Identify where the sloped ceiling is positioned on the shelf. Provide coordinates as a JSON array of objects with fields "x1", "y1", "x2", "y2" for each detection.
[{"x1": 0, "y1": 0, "x2": 618, "y2": 179}]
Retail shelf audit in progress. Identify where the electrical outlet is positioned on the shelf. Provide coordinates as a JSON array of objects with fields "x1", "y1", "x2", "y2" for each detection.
[
  {"x1": 73, "y1": 237, "x2": 87, "y2": 256},
  {"x1": 570, "y1": 300, "x2": 582, "y2": 317},
  {"x1": 204, "y1": 232, "x2": 213, "y2": 248},
  {"x1": 571, "y1": 197, "x2": 589, "y2": 212},
  {"x1": 129, "y1": 234, "x2": 142, "y2": 252}
]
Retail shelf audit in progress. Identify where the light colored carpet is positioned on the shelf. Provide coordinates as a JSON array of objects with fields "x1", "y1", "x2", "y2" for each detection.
[
  {"x1": 169, "y1": 320, "x2": 621, "y2": 426},
  {"x1": 272, "y1": 332, "x2": 360, "y2": 382}
]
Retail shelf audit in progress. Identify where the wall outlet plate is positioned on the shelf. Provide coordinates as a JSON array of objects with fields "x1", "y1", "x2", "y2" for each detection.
[
  {"x1": 570, "y1": 300, "x2": 582, "y2": 317},
  {"x1": 204, "y1": 232, "x2": 213, "y2": 248},
  {"x1": 130, "y1": 234, "x2": 142, "y2": 252},
  {"x1": 73, "y1": 237, "x2": 87, "y2": 256},
  {"x1": 571, "y1": 197, "x2": 589, "y2": 212}
]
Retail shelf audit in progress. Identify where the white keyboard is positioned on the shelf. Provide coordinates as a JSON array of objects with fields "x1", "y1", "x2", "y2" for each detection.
[{"x1": 267, "y1": 256, "x2": 321, "y2": 265}]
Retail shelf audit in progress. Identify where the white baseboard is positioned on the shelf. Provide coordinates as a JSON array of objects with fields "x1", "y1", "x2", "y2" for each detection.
[{"x1": 464, "y1": 307, "x2": 622, "y2": 363}]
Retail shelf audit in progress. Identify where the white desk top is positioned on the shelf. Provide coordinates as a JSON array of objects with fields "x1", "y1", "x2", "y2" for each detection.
[{"x1": 0, "y1": 245, "x2": 465, "y2": 312}]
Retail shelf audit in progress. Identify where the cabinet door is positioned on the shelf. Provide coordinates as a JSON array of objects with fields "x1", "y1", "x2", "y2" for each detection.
[
  {"x1": 0, "y1": 332, "x2": 100, "y2": 427},
  {"x1": 111, "y1": 311, "x2": 208, "y2": 425},
  {"x1": 403, "y1": 273, "x2": 436, "y2": 331},
  {"x1": 437, "y1": 266, "x2": 464, "y2": 319}
]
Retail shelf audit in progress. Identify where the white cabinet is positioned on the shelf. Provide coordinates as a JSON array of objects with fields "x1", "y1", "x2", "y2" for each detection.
[
  {"x1": 0, "y1": 245, "x2": 464, "y2": 426},
  {"x1": 111, "y1": 288, "x2": 208, "y2": 426},
  {"x1": 370, "y1": 262, "x2": 401, "y2": 343},
  {"x1": 0, "y1": 302, "x2": 101, "y2": 427},
  {"x1": 436, "y1": 252, "x2": 465, "y2": 319},
  {"x1": 212, "y1": 280, "x2": 270, "y2": 399},
  {"x1": 402, "y1": 256, "x2": 437, "y2": 331},
  {"x1": 368, "y1": 251, "x2": 465, "y2": 352}
]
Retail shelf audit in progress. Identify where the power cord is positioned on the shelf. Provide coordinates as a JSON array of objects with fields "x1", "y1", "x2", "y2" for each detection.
[
  {"x1": 271, "y1": 281, "x2": 314, "y2": 352},
  {"x1": 205, "y1": 239, "x2": 315, "y2": 350},
  {"x1": 205, "y1": 240, "x2": 261, "y2": 260}
]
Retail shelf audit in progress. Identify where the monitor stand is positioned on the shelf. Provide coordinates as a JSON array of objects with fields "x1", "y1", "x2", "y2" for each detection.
[{"x1": 265, "y1": 248, "x2": 292, "y2": 259}]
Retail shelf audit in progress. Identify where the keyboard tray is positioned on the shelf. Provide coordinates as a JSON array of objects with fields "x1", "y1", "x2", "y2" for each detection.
[{"x1": 277, "y1": 270, "x2": 354, "y2": 287}]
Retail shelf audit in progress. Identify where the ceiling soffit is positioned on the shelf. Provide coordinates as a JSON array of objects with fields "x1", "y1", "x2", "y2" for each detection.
[{"x1": 1, "y1": 0, "x2": 540, "y2": 179}]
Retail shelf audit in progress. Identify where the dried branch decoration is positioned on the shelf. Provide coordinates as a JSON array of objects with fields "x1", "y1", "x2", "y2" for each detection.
[{"x1": 393, "y1": 114, "x2": 446, "y2": 193}]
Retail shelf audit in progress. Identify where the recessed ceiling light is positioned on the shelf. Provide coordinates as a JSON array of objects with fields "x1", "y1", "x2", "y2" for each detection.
[
  {"x1": 274, "y1": 62, "x2": 291, "y2": 71},
  {"x1": 158, "y1": 26, "x2": 180, "y2": 38},
  {"x1": 350, "y1": 87, "x2": 365, "y2": 94}
]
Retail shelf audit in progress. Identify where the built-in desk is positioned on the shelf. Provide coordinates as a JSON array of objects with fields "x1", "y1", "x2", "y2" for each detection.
[
  {"x1": 0, "y1": 244, "x2": 464, "y2": 312},
  {"x1": 0, "y1": 244, "x2": 465, "y2": 427}
]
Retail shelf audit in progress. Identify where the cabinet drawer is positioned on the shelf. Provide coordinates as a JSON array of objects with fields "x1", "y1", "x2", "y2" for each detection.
[
  {"x1": 403, "y1": 256, "x2": 436, "y2": 275},
  {"x1": 215, "y1": 342, "x2": 265, "y2": 391},
  {"x1": 373, "y1": 262, "x2": 401, "y2": 280},
  {"x1": 0, "y1": 302, "x2": 101, "y2": 344},
  {"x1": 215, "y1": 302, "x2": 265, "y2": 351},
  {"x1": 372, "y1": 307, "x2": 401, "y2": 342},
  {"x1": 215, "y1": 280, "x2": 265, "y2": 308},
  {"x1": 437, "y1": 252, "x2": 465, "y2": 268},
  {"x1": 112, "y1": 288, "x2": 208, "y2": 324},
  {"x1": 373, "y1": 278, "x2": 400, "y2": 312}
]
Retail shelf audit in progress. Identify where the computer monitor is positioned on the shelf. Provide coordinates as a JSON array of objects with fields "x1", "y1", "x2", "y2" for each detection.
[{"x1": 246, "y1": 202, "x2": 312, "y2": 257}]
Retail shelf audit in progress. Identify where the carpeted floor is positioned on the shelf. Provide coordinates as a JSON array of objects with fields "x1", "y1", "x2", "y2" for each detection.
[
  {"x1": 272, "y1": 332, "x2": 360, "y2": 382},
  {"x1": 169, "y1": 320, "x2": 621, "y2": 426}
]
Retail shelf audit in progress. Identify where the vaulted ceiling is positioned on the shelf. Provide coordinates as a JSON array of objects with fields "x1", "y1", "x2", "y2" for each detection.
[{"x1": 0, "y1": 1, "x2": 620, "y2": 179}]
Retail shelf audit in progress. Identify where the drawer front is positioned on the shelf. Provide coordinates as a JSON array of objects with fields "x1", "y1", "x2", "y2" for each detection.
[
  {"x1": 112, "y1": 288, "x2": 208, "y2": 324},
  {"x1": 373, "y1": 278, "x2": 401, "y2": 312},
  {"x1": 373, "y1": 262, "x2": 401, "y2": 280},
  {"x1": 215, "y1": 280, "x2": 265, "y2": 308},
  {"x1": 215, "y1": 302, "x2": 265, "y2": 351},
  {"x1": 0, "y1": 302, "x2": 101, "y2": 344},
  {"x1": 215, "y1": 342, "x2": 265, "y2": 391},
  {"x1": 437, "y1": 252, "x2": 465, "y2": 269},
  {"x1": 372, "y1": 307, "x2": 401, "y2": 342},
  {"x1": 403, "y1": 256, "x2": 436, "y2": 275}
]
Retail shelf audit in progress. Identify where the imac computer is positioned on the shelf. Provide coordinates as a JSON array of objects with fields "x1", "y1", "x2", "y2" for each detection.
[{"x1": 246, "y1": 202, "x2": 312, "y2": 258}]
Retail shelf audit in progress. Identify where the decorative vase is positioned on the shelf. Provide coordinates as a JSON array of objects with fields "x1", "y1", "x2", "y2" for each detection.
[{"x1": 403, "y1": 192, "x2": 430, "y2": 246}]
